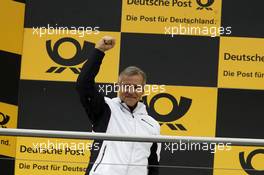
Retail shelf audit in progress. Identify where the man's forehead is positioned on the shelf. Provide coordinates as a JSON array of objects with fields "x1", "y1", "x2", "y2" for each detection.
[{"x1": 119, "y1": 74, "x2": 143, "y2": 84}]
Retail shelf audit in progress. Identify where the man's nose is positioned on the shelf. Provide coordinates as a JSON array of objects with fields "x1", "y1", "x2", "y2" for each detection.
[
  {"x1": 125, "y1": 91, "x2": 134, "y2": 96},
  {"x1": 125, "y1": 86, "x2": 135, "y2": 93}
]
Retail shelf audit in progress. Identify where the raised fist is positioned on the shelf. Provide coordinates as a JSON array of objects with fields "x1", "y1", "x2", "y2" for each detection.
[{"x1": 95, "y1": 36, "x2": 116, "y2": 52}]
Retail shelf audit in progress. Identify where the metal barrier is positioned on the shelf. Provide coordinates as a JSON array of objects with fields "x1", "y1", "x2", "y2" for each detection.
[{"x1": 0, "y1": 128, "x2": 263, "y2": 146}]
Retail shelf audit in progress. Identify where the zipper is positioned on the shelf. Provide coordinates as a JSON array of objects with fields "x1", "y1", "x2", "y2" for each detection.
[
  {"x1": 120, "y1": 103, "x2": 134, "y2": 118},
  {"x1": 119, "y1": 101, "x2": 138, "y2": 174},
  {"x1": 125, "y1": 113, "x2": 136, "y2": 175},
  {"x1": 94, "y1": 145, "x2": 107, "y2": 172},
  {"x1": 141, "y1": 118, "x2": 154, "y2": 127}
]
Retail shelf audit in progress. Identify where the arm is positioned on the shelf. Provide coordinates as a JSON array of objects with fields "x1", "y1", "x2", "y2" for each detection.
[
  {"x1": 76, "y1": 36, "x2": 116, "y2": 126},
  {"x1": 148, "y1": 124, "x2": 161, "y2": 175},
  {"x1": 148, "y1": 142, "x2": 161, "y2": 175}
]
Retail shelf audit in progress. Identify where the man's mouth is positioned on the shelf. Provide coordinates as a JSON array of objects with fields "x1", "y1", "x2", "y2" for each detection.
[{"x1": 125, "y1": 96, "x2": 136, "y2": 99}]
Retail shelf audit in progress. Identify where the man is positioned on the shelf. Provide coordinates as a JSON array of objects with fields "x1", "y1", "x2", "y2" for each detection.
[{"x1": 76, "y1": 36, "x2": 161, "y2": 175}]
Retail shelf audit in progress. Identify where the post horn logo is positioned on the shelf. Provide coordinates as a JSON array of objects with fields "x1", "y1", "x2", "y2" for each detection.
[
  {"x1": 239, "y1": 149, "x2": 264, "y2": 175},
  {"x1": 196, "y1": 0, "x2": 214, "y2": 10},
  {"x1": 0, "y1": 112, "x2": 10, "y2": 128},
  {"x1": 46, "y1": 37, "x2": 95, "y2": 74},
  {"x1": 143, "y1": 93, "x2": 192, "y2": 131}
]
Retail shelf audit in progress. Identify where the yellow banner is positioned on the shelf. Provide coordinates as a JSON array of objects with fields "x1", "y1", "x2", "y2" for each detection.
[
  {"x1": 0, "y1": 0, "x2": 25, "y2": 54},
  {"x1": 0, "y1": 102, "x2": 18, "y2": 157},
  {"x1": 21, "y1": 29, "x2": 120, "y2": 83},
  {"x1": 143, "y1": 85, "x2": 217, "y2": 136},
  {"x1": 214, "y1": 146, "x2": 264, "y2": 175},
  {"x1": 122, "y1": 0, "x2": 223, "y2": 37},
  {"x1": 218, "y1": 37, "x2": 264, "y2": 90},
  {"x1": 15, "y1": 137, "x2": 94, "y2": 175}
]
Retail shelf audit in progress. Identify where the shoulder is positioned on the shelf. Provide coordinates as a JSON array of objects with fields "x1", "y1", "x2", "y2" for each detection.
[
  {"x1": 104, "y1": 96, "x2": 112, "y2": 103},
  {"x1": 104, "y1": 97, "x2": 120, "y2": 105},
  {"x1": 103, "y1": 97, "x2": 122, "y2": 112}
]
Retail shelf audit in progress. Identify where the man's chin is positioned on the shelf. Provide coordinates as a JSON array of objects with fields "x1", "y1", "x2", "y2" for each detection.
[{"x1": 124, "y1": 98, "x2": 137, "y2": 107}]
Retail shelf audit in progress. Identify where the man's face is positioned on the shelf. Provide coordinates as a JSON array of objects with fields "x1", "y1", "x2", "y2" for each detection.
[{"x1": 118, "y1": 74, "x2": 145, "y2": 107}]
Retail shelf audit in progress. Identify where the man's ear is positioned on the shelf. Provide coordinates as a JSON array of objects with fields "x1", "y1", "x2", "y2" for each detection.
[{"x1": 118, "y1": 75, "x2": 123, "y2": 84}]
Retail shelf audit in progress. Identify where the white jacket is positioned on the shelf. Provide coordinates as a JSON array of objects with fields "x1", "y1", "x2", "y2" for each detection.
[{"x1": 88, "y1": 97, "x2": 161, "y2": 175}]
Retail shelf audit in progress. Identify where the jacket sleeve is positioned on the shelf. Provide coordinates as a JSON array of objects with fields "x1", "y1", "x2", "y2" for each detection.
[
  {"x1": 148, "y1": 142, "x2": 161, "y2": 175},
  {"x1": 76, "y1": 48, "x2": 110, "y2": 127}
]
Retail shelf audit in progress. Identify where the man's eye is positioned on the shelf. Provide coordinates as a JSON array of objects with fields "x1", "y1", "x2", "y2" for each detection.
[{"x1": 121, "y1": 85, "x2": 132, "y2": 89}]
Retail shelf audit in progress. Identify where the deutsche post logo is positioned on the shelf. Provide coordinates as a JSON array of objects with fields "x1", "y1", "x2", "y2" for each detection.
[
  {"x1": 239, "y1": 149, "x2": 264, "y2": 175},
  {"x1": 0, "y1": 112, "x2": 10, "y2": 128},
  {"x1": 143, "y1": 93, "x2": 192, "y2": 131},
  {"x1": 46, "y1": 37, "x2": 94, "y2": 74},
  {"x1": 196, "y1": 0, "x2": 214, "y2": 10}
]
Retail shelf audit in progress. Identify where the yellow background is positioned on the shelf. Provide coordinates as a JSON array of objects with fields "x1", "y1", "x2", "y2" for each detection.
[
  {"x1": 0, "y1": 0, "x2": 25, "y2": 54},
  {"x1": 121, "y1": 0, "x2": 222, "y2": 36},
  {"x1": 214, "y1": 146, "x2": 264, "y2": 175},
  {"x1": 145, "y1": 85, "x2": 218, "y2": 137},
  {"x1": 0, "y1": 102, "x2": 18, "y2": 157},
  {"x1": 218, "y1": 37, "x2": 264, "y2": 90},
  {"x1": 15, "y1": 137, "x2": 93, "y2": 175},
  {"x1": 20, "y1": 29, "x2": 120, "y2": 83}
]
